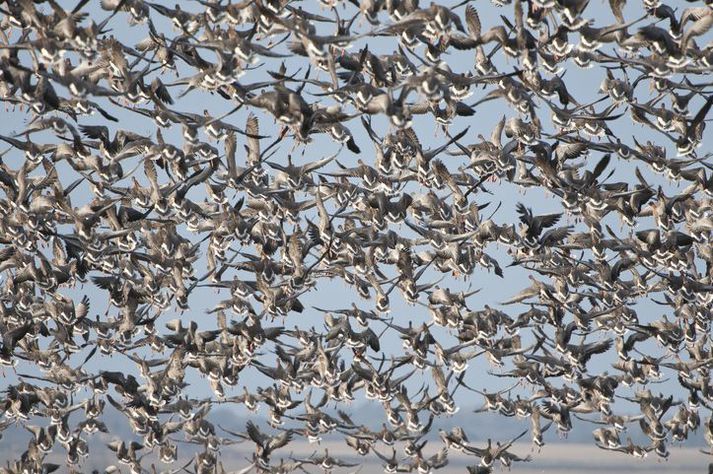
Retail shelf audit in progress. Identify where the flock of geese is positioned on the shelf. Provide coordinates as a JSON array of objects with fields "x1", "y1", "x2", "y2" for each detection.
[{"x1": 2, "y1": 0, "x2": 713, "y2": 472}]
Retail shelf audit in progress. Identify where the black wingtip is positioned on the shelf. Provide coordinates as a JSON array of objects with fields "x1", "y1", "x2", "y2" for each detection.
[{"x1": 347, "y1": 137, "x2": 361, "y2": 154}]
